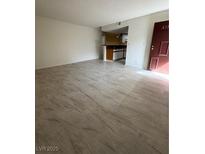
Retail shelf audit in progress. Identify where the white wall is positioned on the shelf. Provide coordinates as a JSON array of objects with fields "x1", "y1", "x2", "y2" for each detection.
[
  {"x1": 102, "y1": 10, "x2": 169, "y2": 69},
  {"x1": 36, "y1": 16, "x2": 101, "y2": 69}
]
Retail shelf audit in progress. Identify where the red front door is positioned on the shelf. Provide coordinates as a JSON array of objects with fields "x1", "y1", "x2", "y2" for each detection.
[{"x1": 148, "y1": 21, "x2": 169, "y2": 74}]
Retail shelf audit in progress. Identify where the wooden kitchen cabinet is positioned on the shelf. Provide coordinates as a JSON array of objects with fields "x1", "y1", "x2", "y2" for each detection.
[{"x1": 106, "y1": 47, "x2": 114, "y2": 60}]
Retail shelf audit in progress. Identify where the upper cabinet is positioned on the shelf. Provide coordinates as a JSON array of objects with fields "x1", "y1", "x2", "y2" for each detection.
[{"x1": 104, "y1": 33, "x2": 127, "y2": 45}]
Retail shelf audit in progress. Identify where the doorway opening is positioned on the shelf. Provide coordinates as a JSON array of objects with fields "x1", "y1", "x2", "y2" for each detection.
[{"x1": 102, "y1": 26, "x2": 128, "y2": 65}]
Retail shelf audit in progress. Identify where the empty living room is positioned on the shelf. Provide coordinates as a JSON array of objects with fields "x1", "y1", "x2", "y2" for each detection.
[
  {"x1": 2, "y1": 0, "x2": 205, "y2": 154},
  {"x1": 35, "y1": 0, "x2": 169, "y2": 154}
]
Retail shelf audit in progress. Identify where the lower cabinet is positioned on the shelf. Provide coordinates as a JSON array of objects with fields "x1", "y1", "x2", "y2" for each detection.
[
  {"x1": 106, "y1": 47, "x2": 113, "y2": 60},
  {"x1": 106, "y1": 46, "x2": 126, "y2": 61}
]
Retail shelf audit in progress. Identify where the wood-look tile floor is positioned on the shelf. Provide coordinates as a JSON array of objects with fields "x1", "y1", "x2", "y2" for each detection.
[{"x1": 36, "y1": 60, "x2": 169, "y2": 154}]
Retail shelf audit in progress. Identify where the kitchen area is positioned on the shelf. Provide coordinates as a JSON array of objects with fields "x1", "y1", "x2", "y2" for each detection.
[{"x1": 101, "y1": 27, "x2": 128, "y2": 65}]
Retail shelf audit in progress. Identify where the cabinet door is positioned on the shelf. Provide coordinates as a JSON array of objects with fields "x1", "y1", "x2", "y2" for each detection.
[{"x1": 106, "y1": 47, "x2": 113, "y2": 60}]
